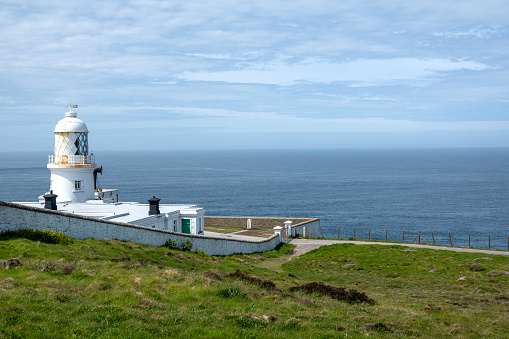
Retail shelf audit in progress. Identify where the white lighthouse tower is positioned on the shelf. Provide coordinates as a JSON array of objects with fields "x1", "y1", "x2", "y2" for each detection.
[{"x1": 47, "y1": 106, "x2": 96, "y2": 203}]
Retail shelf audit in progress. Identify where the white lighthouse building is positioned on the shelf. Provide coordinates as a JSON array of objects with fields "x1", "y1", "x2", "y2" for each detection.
[
  {"x1": 47, "y1": 108, "x2": 96, "y2": 203},
  {"x1": 27, "y1": 105, "x2": 205, "y2": 235}
]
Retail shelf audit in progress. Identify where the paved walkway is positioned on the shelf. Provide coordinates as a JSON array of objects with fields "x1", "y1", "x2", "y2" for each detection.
[
  {"x1": 288, "y1": 239, "x2": 509, "y2": 256},
  {"x1": 203, "y1": 231, "x2": 269, "y2": 242}
]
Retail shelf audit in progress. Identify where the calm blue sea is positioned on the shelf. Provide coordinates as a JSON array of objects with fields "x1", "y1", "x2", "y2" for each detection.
[{"x1": 1, "y1": 149, "x2": 508, "y2": 250}]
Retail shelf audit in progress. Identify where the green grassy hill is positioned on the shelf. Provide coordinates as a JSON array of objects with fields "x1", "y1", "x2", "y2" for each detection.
[{"x1": 0, "y1": 231, "x2": 508, "y2": 338}]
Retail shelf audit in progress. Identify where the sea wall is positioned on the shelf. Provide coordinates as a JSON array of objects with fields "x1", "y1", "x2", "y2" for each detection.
[{"x1": 0, "y1": 201, "x2": 279, "y2": 256}]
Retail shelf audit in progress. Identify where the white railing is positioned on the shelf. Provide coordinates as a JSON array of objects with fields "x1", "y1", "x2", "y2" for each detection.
[{"x1": 48, "y1": 154, "x2": 95, "y2": 165}]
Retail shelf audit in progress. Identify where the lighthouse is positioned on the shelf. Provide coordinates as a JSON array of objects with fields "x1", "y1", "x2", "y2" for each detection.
[{"x1": 47, "y1": 106, "x2": 97, "y2": 203}]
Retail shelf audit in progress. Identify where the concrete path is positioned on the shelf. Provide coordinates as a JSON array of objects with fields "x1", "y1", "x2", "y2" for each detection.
[
  {"x1": 203, "y1": 231, "x2": 268, "y2": 242},
  {"x1": 289, "y1": 239, "x2": 509, "y2": 257}
]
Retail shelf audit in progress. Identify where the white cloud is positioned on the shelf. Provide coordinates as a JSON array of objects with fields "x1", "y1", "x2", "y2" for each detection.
[
  {"x1": 177, "y1": 58, "x2": 489, "y2": 86},
  {"x1": 434, "y1": 26, "x2": 507, "y2": 39},
  {"x1": 0, "y1": 0, "x2": 508, "y2": 149},
  {"x1": 89, "y1": 110, "x2": 509, "y2": 134}
]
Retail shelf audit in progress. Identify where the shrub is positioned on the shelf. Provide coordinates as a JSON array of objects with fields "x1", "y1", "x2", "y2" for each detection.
[
  {"x1": 0, "y1": 229, "x2": 73, "y2": 245},
  {"x1": 218, "y1": 286, "x2": 245, "y2": 298},
  {"x1": 181, "y1": 240, "x2": 193, "y2": 252},
  {"x1": 163, "y1": 239, "x2": 177, "y2": 249},
  {"x1": 194, "y1": 249, "x2": 208, "y2": 257}
]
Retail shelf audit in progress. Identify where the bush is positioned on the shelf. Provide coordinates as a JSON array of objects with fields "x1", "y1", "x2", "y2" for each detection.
[
  {"x1": 218, "y1": 286, "x2": 245, "y2": 298},
  {"x1": 0, "y1": 229, "x2": 73, "y2": 245},
  {"x1": 194, "y1": 249, "x2": 208, "y2": 257},
  {"x1": 163, "y1": 239, "x2": 177, "y2": 249},
  {"x1": 181, "y1": 240, "x2": 193, "y2": 252}
]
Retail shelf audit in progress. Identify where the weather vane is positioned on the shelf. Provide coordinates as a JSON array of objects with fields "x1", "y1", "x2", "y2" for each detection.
[{"x1": 66, "y1": 102, "x2": 78, "y2": 109}]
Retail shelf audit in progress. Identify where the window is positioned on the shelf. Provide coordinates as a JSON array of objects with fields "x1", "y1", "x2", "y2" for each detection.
[
  {"x1": 74, "y1": 180, "x2": 82, "y2": 190},
  {"x1": 74, "y1": 133, "x2": 88, "y2": 155}
]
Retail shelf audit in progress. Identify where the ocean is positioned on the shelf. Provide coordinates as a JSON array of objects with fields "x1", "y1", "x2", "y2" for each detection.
[{"x1": 1, "y1": 148, "x2": 508, "y2": 250}]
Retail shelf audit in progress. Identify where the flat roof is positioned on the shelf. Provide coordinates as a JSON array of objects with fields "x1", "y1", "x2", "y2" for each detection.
[{"x1": 17, "y1": 201, "x2": 204, "y2": 224}]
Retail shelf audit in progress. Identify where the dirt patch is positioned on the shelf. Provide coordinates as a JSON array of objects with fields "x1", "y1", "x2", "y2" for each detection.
[
  {"x1": 227, "y1": 270, "x2": 276, "y2": 289},
  {"x1": 422, "y1": 304, "x2": 443, "y2": 311},
  {"x1": 469, "y1": 263, "x2": 486, "y2": 272},
  {"x1": 2, "y1": 258, "x2": 21, "y2": 269},
  {"x1": 61, "y1": 265, "x2": 75, "y2": 275},
  {"x1": 203, "y1": 271, "x2": 222, "y2": 281},
  {"x1": 289, "y1": 282, "x2": 374, "y2": 304}
]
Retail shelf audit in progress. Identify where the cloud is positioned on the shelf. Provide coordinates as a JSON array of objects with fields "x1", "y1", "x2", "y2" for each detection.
[
  {"x1": 0, "y1": 0, "x2": 508, "y2": 150},
  {"x1": 89, "y1": 111, "x2": 509, "y2": 134},
  {"x1": 434, "y1": 26, "x2": 507, "y2": 39},
  {"x1": 177, "y1": 58, "x2": 489, "y2": 86}
]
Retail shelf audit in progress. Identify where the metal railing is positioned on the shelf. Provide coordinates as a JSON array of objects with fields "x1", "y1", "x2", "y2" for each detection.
[{"x1": 48, "y1": 154, "x2": 95, "y2": 165}]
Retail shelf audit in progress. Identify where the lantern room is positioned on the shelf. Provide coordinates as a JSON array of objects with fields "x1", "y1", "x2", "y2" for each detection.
[{"x1": 47, "y1": 107, "x2": 97, "y2": 203}]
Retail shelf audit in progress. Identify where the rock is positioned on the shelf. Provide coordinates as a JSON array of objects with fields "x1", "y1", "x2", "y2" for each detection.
[
  {"x1": 486, "y1": 271, "x2": 503, "y2": 277},
  {"x1": 2, "y1": 258, "x2": 21, "y2": 269},
  {"x1": 470, "y1": 263, "x2": 486, "y2": 272}
]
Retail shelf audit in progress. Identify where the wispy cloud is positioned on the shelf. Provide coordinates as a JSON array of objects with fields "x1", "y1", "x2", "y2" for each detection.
[
  {"x1": 0, "y1": 0, "x2": 508, "y2": 150},
  {"x1": 434, "y1": 26, "x2": 507, "y2": 39},
  {"x1": 177, "y1": 58, "x2": 489, "y2": 86}
]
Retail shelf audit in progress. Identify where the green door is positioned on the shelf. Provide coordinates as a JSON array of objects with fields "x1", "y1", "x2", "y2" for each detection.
[{"x1": 182, "y1": 219, "x2": 191, "y2": 234}]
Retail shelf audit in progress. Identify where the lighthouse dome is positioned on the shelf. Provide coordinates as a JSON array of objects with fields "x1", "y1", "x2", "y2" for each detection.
[{"x1": 54, "y1": 111, "x2": 89, "y2": 133}]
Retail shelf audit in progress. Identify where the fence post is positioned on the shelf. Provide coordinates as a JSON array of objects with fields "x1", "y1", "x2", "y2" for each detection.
[
  {"x1": 402, "y1": 230, "x2": 404, "y2": 243},
  {"x1": 489, "y1": 235, "x2": 490, "y2": 249},
  {"x1": 468, "y1": 234, "x2": 470, "y2": 248},
  {"x1": 369, "y1": 228, "x2": 371, "y2": 241},
  {"x1": 354, "y1": 228, "x2": 356, "y2": 240},
  {"x1": 338, "y1": 227, "x2": 340, "y2": 239},
  {"x1": 507, "y1": 236, "x2": 508, "y2": 252},
  {"x1": 431, "y1": 232, "x2": 435, "y2": 245},
  {"x1": 385, "y1": 229, "x2": 387, "y2": 241},
  {"x1": 449, "y1": 232, "x2": 452, "y2": 247}
]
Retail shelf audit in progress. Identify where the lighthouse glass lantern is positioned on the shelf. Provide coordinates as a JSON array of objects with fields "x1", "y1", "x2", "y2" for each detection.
[{"x1": 47, "y1": 107, "x2": 97, "y2": 203}]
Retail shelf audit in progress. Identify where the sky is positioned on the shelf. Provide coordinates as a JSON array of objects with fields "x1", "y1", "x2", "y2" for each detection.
[{"x1": 1, "y1": 0, "x2": 508, "y2": 151}]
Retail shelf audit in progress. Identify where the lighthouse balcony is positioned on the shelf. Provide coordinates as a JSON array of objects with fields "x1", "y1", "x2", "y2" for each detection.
[{"x1": 48, "y1": 154, "x2": 95, "y2": 165}]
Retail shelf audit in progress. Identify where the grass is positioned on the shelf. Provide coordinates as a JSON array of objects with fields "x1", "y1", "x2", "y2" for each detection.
[{"x1": 0, "y1": 235, "x2": 508, "y2": 338}]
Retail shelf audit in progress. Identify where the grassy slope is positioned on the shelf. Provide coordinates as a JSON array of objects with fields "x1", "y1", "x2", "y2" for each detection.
[{"x1": 0, "y1": 238, "x2": 508, "y2": 338}]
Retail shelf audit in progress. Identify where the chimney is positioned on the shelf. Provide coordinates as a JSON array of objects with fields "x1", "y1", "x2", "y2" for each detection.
[
  {"x1": 43, "y1": 190, "x2": 58, "y2": 210},
  {"x1": 148, "y1": 196, "x2": 161, "y2": 215}
]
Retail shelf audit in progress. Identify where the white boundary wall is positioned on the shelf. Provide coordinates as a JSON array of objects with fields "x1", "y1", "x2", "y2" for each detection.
[
  {"x1": 0, "y1": 201, "x2": 280, "y2": 256},
  {"x1": 291, "y1": 219, "x2": 321, "y2": 237}
]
